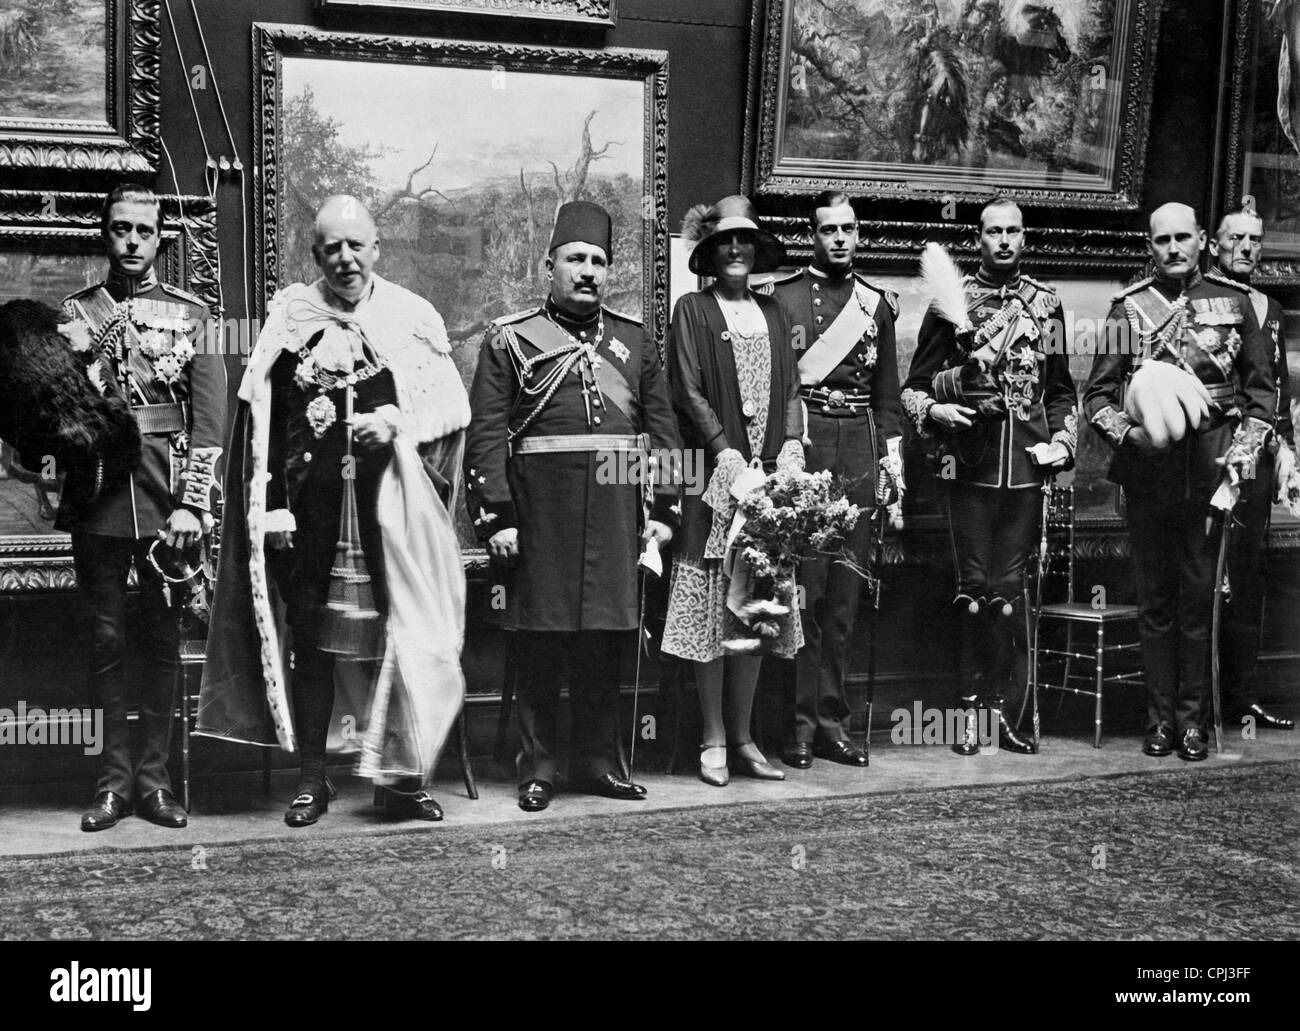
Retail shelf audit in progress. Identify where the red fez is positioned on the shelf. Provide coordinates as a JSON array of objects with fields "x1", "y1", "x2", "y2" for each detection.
[{"x1": 548, "y1": 201, "x2": 613, "y2": 261}]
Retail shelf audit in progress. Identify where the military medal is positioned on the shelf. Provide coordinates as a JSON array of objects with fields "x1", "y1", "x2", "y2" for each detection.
[{"x1": 609, "y1": 338, "x2": 630, "y2": 363}]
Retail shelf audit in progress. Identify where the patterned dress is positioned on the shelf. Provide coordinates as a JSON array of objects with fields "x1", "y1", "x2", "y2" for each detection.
[{"x1": 662, "y1": 292, "x2": 804, "y2": 661}]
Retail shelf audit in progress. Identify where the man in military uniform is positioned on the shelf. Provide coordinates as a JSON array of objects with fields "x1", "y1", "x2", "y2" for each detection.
[
  {"x1": 902, "y1": 199, "x2": 1077, "y2": 756},
  {"x1": 770, "y1": 190, "x2": 902, "y2": 769},
  {"x1": 1084, "y1": 202, "x2": 1276, "y2": 761},
  {"x1": 1208, "y1": 204, "x2": 1295, "y2": 731},
  {"x1": 60, "y1": 184, "x2": 227, "y2": 830},
  {"x1": 465, "y1": 201, "x2": 681, "y2": 812}
]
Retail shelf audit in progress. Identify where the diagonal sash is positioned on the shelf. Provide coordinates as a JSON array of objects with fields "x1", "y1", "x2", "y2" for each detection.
[
  {"x1": 797, "y1": 281, "x2": 879, "y2": 386},
  {"x1": 513, "y1": 316, "x2": 639, "y2": 427}
]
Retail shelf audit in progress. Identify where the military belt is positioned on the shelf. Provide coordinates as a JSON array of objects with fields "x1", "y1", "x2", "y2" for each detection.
[
  {"x1": 132, "y1": 402, "x2": 188, "y2": 436},
  {"x1": 510, "y1": 432, "x2": 647, "y2": 457},
  {"x1": 801, "y1": 386, "x2": 873, "y2": 416}
]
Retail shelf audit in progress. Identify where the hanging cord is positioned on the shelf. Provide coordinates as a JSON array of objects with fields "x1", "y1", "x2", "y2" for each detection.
[
  {"x1": 161, "y1": 0, "x2": 218, "y2": 202},
  {"x1": 186, "y1": 0, "x2": 251, "y2": 326},
  {"x1": 160, "y1": 136, "x2": 225, "y2": 320}
]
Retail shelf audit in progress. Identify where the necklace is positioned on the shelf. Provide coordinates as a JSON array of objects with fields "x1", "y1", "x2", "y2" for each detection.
[{"x1": 712, "y1": 288, "x2": 753, "y2": 323}]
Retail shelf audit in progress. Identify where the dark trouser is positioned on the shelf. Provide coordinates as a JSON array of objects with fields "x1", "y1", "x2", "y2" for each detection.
[
  {"x1": 794, "y1": 412, "x2": 877, "y2": 744},
  {"x1": 1126, "y1": 484, "x2": 1218, "y2": 733},
  {"x1": 1221, "y1": 451, "x2": 1276, "y2": 712},
  {"x1": 513, "y1": 629, "x2": 623, "y2": 787},
  {"x1": 285, "y1": 449, "x2": 389, "y2": 774},
  {"x1": 71, "y1": 532, "x2": 179, "y2": 802},
  {"x1": 945, "y1": 481, "x2": 1041, "y2": 697}
]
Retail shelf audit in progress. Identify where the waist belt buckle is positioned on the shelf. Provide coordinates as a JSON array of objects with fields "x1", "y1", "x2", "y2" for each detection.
[{"x1": 824, "y1": 389, "x2": 847, "y2": 412}]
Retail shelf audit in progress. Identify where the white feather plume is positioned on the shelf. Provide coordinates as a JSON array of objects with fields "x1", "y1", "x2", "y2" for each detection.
[{"x1": 920, "y1": 242, "x2": 971, "y2": 332}]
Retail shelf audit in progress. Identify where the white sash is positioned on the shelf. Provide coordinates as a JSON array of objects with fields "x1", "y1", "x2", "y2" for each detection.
[{"x1": 797, "y1": 281, "x2": 879, "y2": 386}]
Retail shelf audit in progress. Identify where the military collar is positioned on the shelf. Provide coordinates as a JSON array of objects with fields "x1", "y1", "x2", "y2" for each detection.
[
  {"x1": 105, "y1": 266, "x2": 159, "y2": 298},
  {"x1": 1150, "y1": 268, "x2": 1203, "y2": 299},
  {"x1": 808, "y1": 265, "x2": 854, "y2": 284},
  {"x1": 973, "y1": 268, "x2": 1022, "y2": 292},
  {"x1": 544, "y1": 296, "x2": 601, "y2": 334}
]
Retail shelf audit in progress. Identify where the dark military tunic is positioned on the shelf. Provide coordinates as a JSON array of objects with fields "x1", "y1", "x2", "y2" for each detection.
[
  {"x1": 59, "y1": 271, "x2": 227, "y2": 534},
  {"x1": 1083, "y1": 270, "x2": 1276, "y2": 734},
  {"x1": 1220, "y1": 273, "x2": 1295, "y2": 711},
  {"x1": 902, "y1": 271, "x2": 1077, "y2": 490},
  {"x1": 464, "y1": 299, "x2": 681, "y2": 632},
  {"x1": 771, "y1": 266, "x2": 901, "y2": 745},
  {"x1": 901, "y1": 269, "x2": 1077, "y2": 703}
]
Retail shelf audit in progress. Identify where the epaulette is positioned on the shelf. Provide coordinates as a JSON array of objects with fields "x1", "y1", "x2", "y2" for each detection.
[
  {"x1": 602, "y1": 305, "x2": 644, "y2": 326},
  {"x1": 1018, "y1": 274, "x2": 1059, "y2": 315},
  {"x1": 1112, "y1": 277, "x2": 1154, "y2": 303},
  {"x1": 491, "y1": 306, "x2": 540, "y2": 327},
  {"x1": 769, "y1": 269, "x2": 804, "y2": 288},
  {"x1": 1204, "y1": 268, "x2": 1251, "y2": 293},
  {"x1": 63, "y1": 282, "x2": 99, "y2": 301},
  {"x1": 853, "y1": 273, "x2": 900, "y2": 318},
  {"x1": 158, "y1": 281, "x2": 206, "y2": 308}
]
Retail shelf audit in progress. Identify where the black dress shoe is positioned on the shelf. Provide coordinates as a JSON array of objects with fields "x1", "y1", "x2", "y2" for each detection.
[
  {"x1": 982, "y1": 698, "x2": 1036, "y2": 755},
  {"x1": 80, "y1": 791, "x2": 129, "y2": 832},
  {"x1": 1142, "y1": 724, "x2": 1174, "y2": 757},
  {"x1": 581, "y1": 771, "x2": 647, "y2": 800},
  {"x1": 384, "y1": 789, "x2": 444, "y2": 821},
  {"x1": 782, "y1": 743, "x2": 813, "y2": 769},
  {"x1": 137, "y1": 789, "x2": 187, "y2": 828},
  {"x1": 285, "y1": 788, "x2": 329, "y2": 827},
  {"x1": 518, "y1": 780, "x2": 552, "y2": 812},
  {"x1": 813, "y1": 739, "x2": 869, "y2": 767},
  {"x1": 1176, "y1": 727, "x2": 1208, "y2": 762},
  {"x1": 1243, "y1": 704, "x2": 1295, "y2": 730}
]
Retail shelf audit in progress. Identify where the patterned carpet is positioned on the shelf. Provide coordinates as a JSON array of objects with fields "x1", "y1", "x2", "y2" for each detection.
[{"x1": 3, "y1": 761, "x2": 1299, "y2": 940}]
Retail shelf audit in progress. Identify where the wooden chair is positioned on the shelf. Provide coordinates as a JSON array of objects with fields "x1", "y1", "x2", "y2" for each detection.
[{"x1": 1019, "y1": 481, "x2": 1142, "y2": 748}]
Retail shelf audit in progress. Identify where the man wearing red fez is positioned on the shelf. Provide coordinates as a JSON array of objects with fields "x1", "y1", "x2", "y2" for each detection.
[{"x1": 465, "y1": 200, "x2": 682, "y2": 812}]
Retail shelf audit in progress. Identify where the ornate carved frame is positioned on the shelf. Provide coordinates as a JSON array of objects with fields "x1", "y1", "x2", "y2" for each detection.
[
  {"x1": 253, "y1": 24, "x2": 669, "y2": 343},
  {"x1": 0, "y1": 190, "x2": 219, "y2": 593},
  {"x1": 0, "y1": 0, "x2": 161, "y2": 174},
  {"x1": 313, "y1": 0, "x2": 616, "y2": 26},
  {"x1": 743, "y1": 0, "x2": 1162, "y2": 211}
]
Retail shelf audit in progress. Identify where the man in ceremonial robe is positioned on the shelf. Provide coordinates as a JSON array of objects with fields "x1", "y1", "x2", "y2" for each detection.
[
  {"x1": 464, "y1": 201, "x2": 681, "y2": 812},
  {"x1": 770, "y1": 190, "x2": 902, "y2": 769},
  {"x1": 61, "y1": 184, "x2": 227, "y2": 831},
  {"x1": 200, "y1": 196, "x2": 471, "y2": 825},
  {"x1": 1084, "y1": 203, "x2": 1276, "y2": 761}
]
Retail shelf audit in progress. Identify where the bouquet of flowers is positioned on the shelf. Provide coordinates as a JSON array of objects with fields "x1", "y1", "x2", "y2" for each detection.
[{"x1": 723, "y1": 468, "x2": 865, "y2": 652}]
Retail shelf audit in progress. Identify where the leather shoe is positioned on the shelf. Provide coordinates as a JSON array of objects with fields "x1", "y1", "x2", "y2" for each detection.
[
  {"x1": 813, "y1": 739, "x2": 869, "y2": 767},
  {"x1": 729, "y1": 743, "x2": 785, "y2": 780},
  {"x1": 80, "y1": 791, "x2": 129, "y2": 832},
  {"x1": 518, "y1": 780, "x2": 552, "y2": 812},
  {"x1": 1176, "y1": 727, "x2": 1208, "y2": 762},
  {"x1": 137, "y1": 788, "x2": 187, "y2": 828},
  {"x1": 582, "y1": 770, "x2": 647, "y2": 800},
  {"x1": 1242, "y1": 703, "x2": 1295, "y2": 731},
  {"x1": 782, "y1": 742, "x2": 813, "y2": 769},
  {"x1": 385, "y1": 789, "x2": 444, "y2": 821},
  {"x1": 1142, "y1": 724, "x2": 1174, "y2": 757},
  {"x1": 285, "y1": 788, "x2": 329, "y2": 827}
]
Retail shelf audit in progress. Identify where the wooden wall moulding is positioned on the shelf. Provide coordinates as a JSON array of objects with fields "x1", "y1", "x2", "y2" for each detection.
[
  {"x1": 761, "y1": 215, "x2": 1150, "y2": 277},
  {"x1": 314, "y1": 0, "x2": 615, "y2": 26},
  {"x1": 0, "y1": 190, "x2": 218, "y2": 593},
  {"x1": 743, "y1": 0, "x2": 1162, "y2": 212},
  {"x1": 0, "y1": 0, "x2": 161, "y2": 174}
]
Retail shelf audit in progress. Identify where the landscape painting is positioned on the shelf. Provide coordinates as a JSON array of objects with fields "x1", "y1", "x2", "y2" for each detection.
[{"x1": 0, "y1": 0, "x2": 107, "y2": 125}]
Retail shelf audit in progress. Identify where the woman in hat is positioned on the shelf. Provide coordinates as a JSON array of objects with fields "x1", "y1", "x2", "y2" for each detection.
[{"x1": 662, "y1": 195, "x2": 805, "y2": 787}]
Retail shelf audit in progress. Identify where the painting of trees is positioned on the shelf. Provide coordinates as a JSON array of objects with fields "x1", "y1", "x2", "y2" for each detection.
[
  {"x1": 275, "y1": 60, "x2": 649, "y2": 390},
  {"x1": 0, "y1": 0, "x2": 105, "y2": 122}
]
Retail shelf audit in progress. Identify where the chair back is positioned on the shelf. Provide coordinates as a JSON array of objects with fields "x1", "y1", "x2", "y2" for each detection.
[{"x1": 1032, "y1": 480, "x2": 1076, "y2": 608}]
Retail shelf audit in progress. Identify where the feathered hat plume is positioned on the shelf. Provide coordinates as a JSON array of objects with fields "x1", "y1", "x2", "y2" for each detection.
[
  {"x1": 920, "y1": 242, "x2": 972, "y2": 333},
  {"x1": 681, "y1": 203, "x2": 718, "y2": 244}
]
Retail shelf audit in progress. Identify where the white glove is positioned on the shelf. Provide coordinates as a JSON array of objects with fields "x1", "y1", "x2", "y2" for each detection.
[{"x1": 776, "y1": 439, "x2": 805, "y2": 474}]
